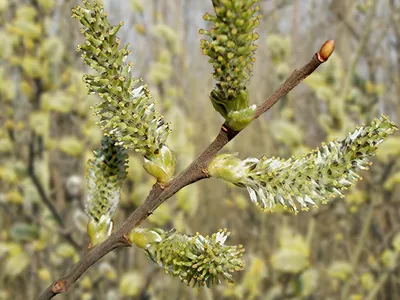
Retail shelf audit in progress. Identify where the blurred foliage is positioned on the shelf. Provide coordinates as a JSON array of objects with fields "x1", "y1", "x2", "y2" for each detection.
[{"x1": 0, "y1": 0, "x2": 400, "y2": 299}]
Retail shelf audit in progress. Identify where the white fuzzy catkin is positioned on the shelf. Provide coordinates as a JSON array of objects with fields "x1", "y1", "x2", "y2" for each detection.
[{"x1": 209, "y1": 115, "x2": 398, "y2": 213}]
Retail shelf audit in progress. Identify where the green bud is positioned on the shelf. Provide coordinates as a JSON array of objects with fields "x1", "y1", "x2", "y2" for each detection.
[
  {"x1": 226, "y1": 104, "x2": 256, "y2": 131},
  {"x1": 129, "y1": 227, "x2": 162, "y2": 249},
  {"x1": 208, "y1": 154, "x2": 256, "y2": 184},
  {"x1": 143, "y1": 145, "x2": 176, "y2": 183},
  {"x1": 87, "y1": 216, "x2": 114, "y2": 246}
]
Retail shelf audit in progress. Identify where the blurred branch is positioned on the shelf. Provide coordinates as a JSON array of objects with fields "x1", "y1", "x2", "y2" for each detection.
[
  {"x1": 337, "y1": 0, "x2": 376, "y2": 107},
  {"x1": 28, "y1": 134, "x2": 63, "y2": 226},
  {"x1": 366, "y1": 272, "x2": 390, "y2": 300},
  {"x1": 37, "y1": 40, "x2": 333, "y2": 300},
  {"x1": 28, "y1": 133, "x2": 81, "y2": 250},
  {"x1": 341, "y1": 185, "x2": 377, "y2": 300},
  {"x1": 260, "y1": 0, "x2": 291, "y2": 20},
  {"x1": 139, "y1": 267, "x2": 158, "y2": 300},
  {"x1": 334, "y1": 10, "x2": 362, "y2": 41}
]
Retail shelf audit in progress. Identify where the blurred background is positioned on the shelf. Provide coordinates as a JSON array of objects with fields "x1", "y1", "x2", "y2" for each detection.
[{"x1": 1, "y1": 0, "x2": 400, "y2": 299}]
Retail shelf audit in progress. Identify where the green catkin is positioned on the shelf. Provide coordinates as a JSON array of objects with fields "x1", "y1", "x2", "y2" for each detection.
[
  {"x1": 73, "y1": 1, "x2": 175, "y2": 182},
  {"x1": 200, "y1": 0, "x2": 261, "y2": 130},
  {"x1": 209, "y1": 115, "x2": 398, "y2": 213},
  {"x1": 72, "y1": 1, "x2": 170, "y2": 156},
  {"x1": 86, "y1": 136, "x2": 128, "y2": 245},
  {"x1": 130, "y1": 227, "x2": 245, "y2": 287}
]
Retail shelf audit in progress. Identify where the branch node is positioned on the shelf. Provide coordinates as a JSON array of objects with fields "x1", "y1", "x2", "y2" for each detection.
[
  {"x1": 157, "y1": 182, "x2": 167, "y2": 189},
  {"x1": 202, "y1": 168, "x2": 210, "y2": 177},
  {"x1": 51, "y1": 280, "x2": 68, "y2": 294},
  {"x1": 122, "y1": 234, "x2": 132, "y2": 246}
]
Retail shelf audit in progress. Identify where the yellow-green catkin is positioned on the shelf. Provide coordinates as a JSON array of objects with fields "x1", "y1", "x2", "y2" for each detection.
[
  {"x1": 209, "y1": 115, "x2": 398, "y2": 213},
  {"x1": 130, "y1": 227, "x2": 245, "y2": 287},
  {"x1": 200, "y1": 0, "x2": 261, "y2": 130},
  {"x1": 72, "y1": 1, "x2": 175, "y2": 182},
  {"x1": 86, "y1": 136, "x2": 128, "y2": 245}
]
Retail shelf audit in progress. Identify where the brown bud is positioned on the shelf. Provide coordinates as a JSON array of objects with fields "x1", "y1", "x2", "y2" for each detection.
[
  {"x1": 52, "y1": 280, "x2": 68, "y2": 293},
  {"x1": 317, "y1": 40, "x2": 335, "y2": 62}
]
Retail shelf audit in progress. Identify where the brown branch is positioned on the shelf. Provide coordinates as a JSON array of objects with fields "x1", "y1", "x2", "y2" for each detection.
[
  {"x1": 254, "y1": 40, "x2": 334, "y2": 119},
  {"x1": 37, "y1": 40, "x2": 334, "y2": 300}
]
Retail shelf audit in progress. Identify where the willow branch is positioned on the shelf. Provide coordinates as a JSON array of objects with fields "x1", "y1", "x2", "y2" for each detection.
[
  {"x1": 37, "y1": 40, "x2": 334, "y2": 300},
  {"x1": 254, "y1": 39, "x2": 334, "y2": 119}
]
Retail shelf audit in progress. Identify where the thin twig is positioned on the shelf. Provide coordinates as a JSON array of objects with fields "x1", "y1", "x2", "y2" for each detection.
[
  {"x1": 254, "y1": 39, "x2": 333, "y2": 118},
  {"x1": 28, "y1": 133, "x2": 81, "y2": 250},
  {"x1": 365, "y1": 272, "x2": 390, "y2": 300},
  {"x1": 28, "y1": 135, "x2": 64, "y2": 226},
  {"x1": 340, "y1": 195, "x2": 377, "y2": 300},
  {"x1": 37, "y1": 40, "x2": 333, "y2": 300}
]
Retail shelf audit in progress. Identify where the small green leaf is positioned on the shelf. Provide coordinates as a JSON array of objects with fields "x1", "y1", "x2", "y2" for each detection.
[
  {"x1": 5, "y1": 190, "x2": 23, "y2": 204},
  {"x1": 22, "y1": 56, "x2": 42, "y2": 78}
]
